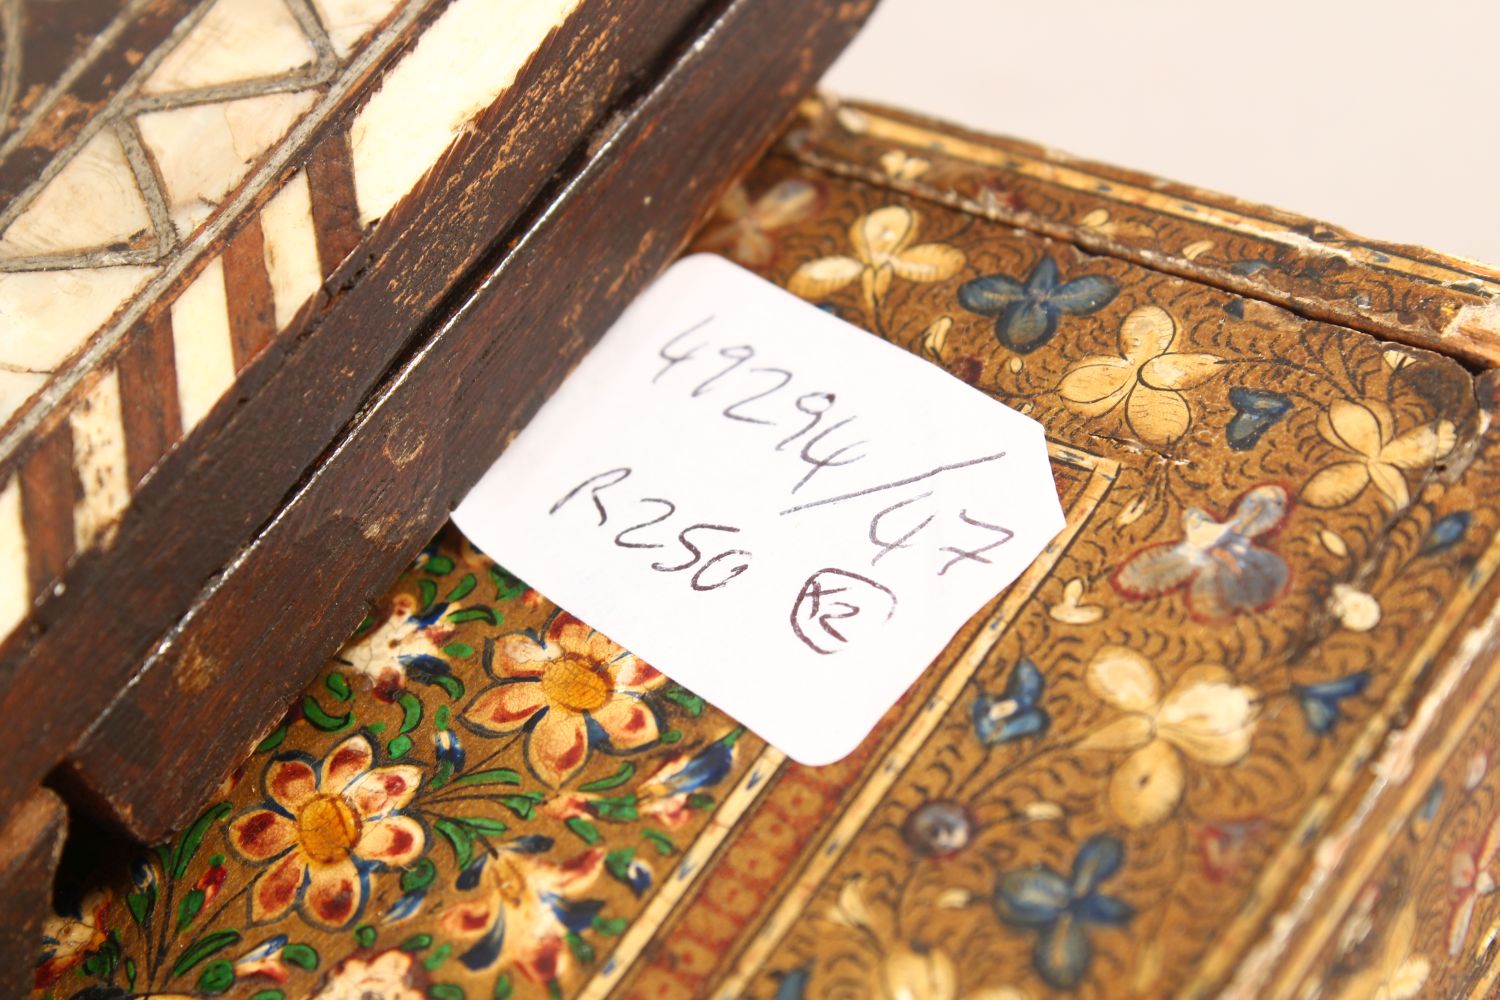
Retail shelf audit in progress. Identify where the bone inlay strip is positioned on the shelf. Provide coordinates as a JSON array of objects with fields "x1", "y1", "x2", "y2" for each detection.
[
  {"x1": 349, "y1": 0, "x2": 581, "y2": 225},
  {"x1": 0, "y1": 474, "x2": 27, "y2": 638},
  {"x1": 170, "y1": 256, "x2": 237, "y2": 434},
  {"x1": 69, "y1": 369, "x2": 129, "y2": 551},
  {"x1": 258, "y1": 170, "x2": 321, "y2": 329}
]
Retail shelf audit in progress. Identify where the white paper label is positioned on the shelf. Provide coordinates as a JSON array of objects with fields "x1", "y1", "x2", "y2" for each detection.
[{"x1": 453, "y1": 254, "x2": 1064, "y2": 764}]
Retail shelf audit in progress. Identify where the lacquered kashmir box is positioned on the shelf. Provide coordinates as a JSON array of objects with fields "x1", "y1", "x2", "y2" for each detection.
[{"x1": 13, "y1": 7, "x2": 1500, "y2": 1000}]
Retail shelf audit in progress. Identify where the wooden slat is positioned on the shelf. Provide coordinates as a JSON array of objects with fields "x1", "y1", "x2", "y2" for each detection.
[
  {"x1": 61, "y1": 0, "x2": 875, "y2": 840},
  {"x1": 117, "y1": 312, "x2": 183, "y2": 487},
  {"x1": 0, "y1": 787, "x2": 67, "y2": 999},
  {"x1": 18, "y1": 422, "x2": 75, "y2": 596},
  {"x1": 222, "y1": 215, "x2": 278, "y2": 370},
  {"x1": 304, "y1": 129, "x2": 363, "y2": 274}
]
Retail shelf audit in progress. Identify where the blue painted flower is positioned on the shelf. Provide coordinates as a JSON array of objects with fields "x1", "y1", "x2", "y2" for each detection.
[
  {"x1": 958, "y1": 256, "x2": 1118, "y2": 353},
  {"x1": 1294, "y1": 671, "x2": 1370, "y2": 735},
  {"x1": 994, "y1": 835, "x2": 1134, "y2": 989},
  {"x1": 1420, "y1": 512, "x2": 1471, "y2": 557},
  {"x1": 973, "y1": 658, "x2": 1049, "y2": 744},
  {"x1": 1225, "y1": 387, "x2": 1292, "y2": 450},
  {"x1": 1112, "y1": 483, "x2": 1290, "y2": 621}
]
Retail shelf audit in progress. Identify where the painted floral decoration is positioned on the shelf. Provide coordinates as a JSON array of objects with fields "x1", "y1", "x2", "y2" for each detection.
[
  {"x1": 972, "y1": 658, "x2": 1048, "y2": 745},
  {"x1": 227, "y1": 735, "x2": 425, "y2": 929},
  {"x1": 1334, "y1": 904, "x2": 1429, "y2": 1000},
  {"x1": 1078, "y1": 647, "x2": 1257, "y2": 828},
  {"x1": 310, "y1": 949, "x2": 421, "y2": 1000},
  {"x1": 437, "y1": 846, "x2": 604, "y2": 981},
  {"x1": 994, "y1": 835, "x2": 1134, "y2": 989},
  {"x1": 339, "y1": 592, "x2": 454, "y2": 696},
  {"x1": 1057, "y1": 304, "x2": 1221, "y2": 445},
  {"x1": 957, "y1": 256, "x2": 1118, "y2": 354},
  {"x1": 696, "y1": 179, "x2": 820, "y2": 267},
  {"x1": 461, "y1": 614, "x2": 665, "y2": 787},
  {"x1": 1302, "y1": 399, "x2": 1455, "y2": 511},
  {"x1": 1112, "y1": 484, "x2": 1290, "y2": 621},
  {"x1": 788, "y1": 204, "x2": 964, "y2": 313},
  {"x1": 1446, "y1": 812, "x2": 1500, "y2": 956}
]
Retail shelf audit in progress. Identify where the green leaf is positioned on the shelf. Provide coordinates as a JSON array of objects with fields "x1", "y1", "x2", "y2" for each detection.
[
  {"x1": 172, "y1": 802, "x2": 232, "y2": 878},
  {"x1": 465, "y1": 816, "x2": 508, "y2": 836},
  {"x1": 659, "y1": 729, "x2": 683, "y2": 744},
  {"x1": 605, "y1": 847, "x2": 636, "y2": 881},
  {"x1": 126, "y1": 957, "x2": 138, "y2": 990},
  {"x1": 255, "y1": 725, "x2": 287, "y2": 753},
  {"x1": 397, "y1": 692, "x2": 423, "y2": 734},
  {"x1": 325, "y1": 673, "x2": 352, "y2": 701},
  {"x1": 579, "y1": 762, "x2": 635, "y2": 792},
  {"x1": 424, "y1": 942, "x2": 454, "y2": 971},
  {"x1": 642, "y1": 829, "x2": 677, "y2": 856},
  {"x1": 664, "y1": 686, "x2": 704, "y2": 717},
  {"x1": 566, "y1": 931, "x2": 595, "y2": 964},
  {"x1": 250, "y1": 992, "x2": 286, "y2": 1000},
  {"x1": 429, "y1": 985, "x2": 465, "y2": 1000},
  {"x1": 443, "y1": 641, "x2": 475, "y2": 659},
  {"x1": 434, "y1": 818, "x2": 476, "y2": 869},
  {"x1": 170, "y1": 929, "x2": 241, "y2": 977},
  {"x1": 720, "y1": 726, "x2": 745, "y2": 747},
  {"x1": 548, "y1": 979, "x2": 563, "y2": 1000},
  {"x1": 494, "y1": 974, "x2": 514, "y2": 1000},
  {"x1": 400, "y1": 933, "x2": 434, "y2": 952},
  {"x1": 417, "y1": 578, "x2": 439, "y2": 612},
  {"x1": 208, "y1": 853, "x2": 225, "y2": 867},
  {"x1": 425, "y1": 555, "x2": 455, "y2": 575},
  {"x1": 126, "y1": 889, "x2": 154, "y2": 928},
  {"x1": 401, "y1": 857, "x2": 437, "y2": 892},
  {"x1": 498, "y1": 794, "x2": 540, "y2": 820},
  {"x1": 302, "y1": 695, "x2": 352, "y2": 732},
  {"x1": 354, "y1": 612, "x2": 376, "y2": 635},
  {"x1": 431, "y1": 759, "x2": 454, "y2": 789},
  {"x1": 444, "y1": 574, "x2": 477, "y2": 602},
  {"x1": 592, "y1": 794, "x2": 638, "y2": 823},
  {"x1": 688, "y1": 793, "x2": 714, "y2": 811},
  {"x1": 430, "y1": 673, "x2": 465, "y2": 700},
  {"x1": 451, "y1": 767, "x2": 521, "y2": 788},
  {"x1": 176, "y1": 888, "x2": 205, "y2": 931},
  {"x1": 197, "y1": 959, "x2": 235, "y2": 994},
  {"x1": 354, "y1": 924, "x2": 376, "y2": 948},
  {"x1": 282, "y1": 942, "x2": 318, "y2": 969},
  {"x1": 435, "y1": 705, "x2": 451, "y2": 730},
  {"x1": 490, "y1": 566, "x2": 528, "y2": 602},
  {"x1": 447, "y1": 607, "x2": 498, "y2": 626},
  {"x1": 387, "y1": 734, "x2": 413, "y2": 758},
  {"x1": 592, "y1": 915, "x2": 628, "y2": 936},
  {"x1": 369, "y1": 721, "x2": 387, "y2": 734},
  {"x1": 566, "y1": 817, "x2": 601, "y2": 845}
]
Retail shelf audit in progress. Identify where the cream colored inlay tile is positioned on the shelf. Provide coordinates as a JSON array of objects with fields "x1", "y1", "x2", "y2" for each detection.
[
  {"x1": 136, "y1": 89, "x2": 318, "y2": 237},
  {"x1": 311, "y1": 0, "x2": 404, "y2": 57},
  {"x1": 70, "y1": 368, "x2": 129, "y2": 550},
  {"x1": 259, "y1": 171, "x2": 321, "y2": 329},
  {"x1": 350, "y1": 0, "x2": 580, "y2": 225},
  {"x1": 0, "y1": 266, "x2": 157, "y2": 425},
  {"x1": 142, "y1": 0, "x2": 317, "y2": 95},
  {"x1": 0, "y1": 474, "x2": 28, "y2": 638},
  {"x1": 0, "y1": 129, "x2": 154, "y2": 260},
  {"x1": 171, "y1": 257, "x2": 237, "y2": 433}
]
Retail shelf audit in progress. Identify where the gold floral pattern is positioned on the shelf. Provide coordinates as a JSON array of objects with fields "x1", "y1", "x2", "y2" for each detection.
[
  {"x1": 788, "y1": 204, "x2": 964, "y2": 313},
  {"x1": 1078, "y1": 647, "x2": 1257, "y2": 828},
  {"x1": 1302, "y1": 399, "x2": 1457, "y2": 510},
  {"x1": 1057, "y1": 304, "x2": 1221, "y2": 446}
]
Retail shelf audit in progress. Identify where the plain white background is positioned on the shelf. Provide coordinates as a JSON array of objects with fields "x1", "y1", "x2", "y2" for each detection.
[{"x1": 822, "y1": 0, "x2": 1500, "y2": 265}]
